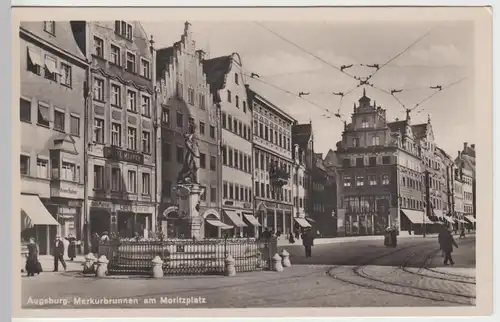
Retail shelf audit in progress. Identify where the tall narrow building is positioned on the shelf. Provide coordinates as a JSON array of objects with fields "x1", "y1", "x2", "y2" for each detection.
[{"x1": 156, "y1": 22, "x2": 223, "y2": 238}]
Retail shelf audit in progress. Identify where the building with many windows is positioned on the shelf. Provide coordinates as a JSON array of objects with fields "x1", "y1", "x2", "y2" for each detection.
[
  {"x1": 20, "y1": 21, "x2": 89, "y2": 254},
  {"x1": 247, "y1": 88, "x2": 295, "y2": 237},
  {"x1": 203, "y1": 54, "x2": 258, "y2": 237},
  {"x1": 310, "y1": 153, "x2": 337, "y2": 237},
  {"x1": 71, "y1": 21, "x2": 157, "y2": 240},
  {"x1": 156, "y1": 22, "x2": 222, "y2": 238},
  {"x1": 455, "y1": 142, "x2": 476, "y2": 226}
]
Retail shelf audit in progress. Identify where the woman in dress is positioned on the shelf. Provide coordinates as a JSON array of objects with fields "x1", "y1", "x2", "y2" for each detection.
[
  {"x1": 65, "y1": 234, "x2": 77, "y2": 261},
  {"x1": 25, "y1": 237, "x2": 41, "y2": 276}
]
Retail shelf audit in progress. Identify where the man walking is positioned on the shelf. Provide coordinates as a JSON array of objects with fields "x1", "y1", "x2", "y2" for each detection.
[
  {"x1": 52, "y1": 235, "x2": 67, "y2": 272},
  {"x1": 439, "y1": 228, "x2": 459, "y2": 266},
  {"x1": 301, "y1": 229, "x2": 314, "y2": 259}
]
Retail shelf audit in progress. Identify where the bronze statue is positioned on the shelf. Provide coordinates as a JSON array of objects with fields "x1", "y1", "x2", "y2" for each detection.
[{"x1": 177, "y1": 128, "x2": 200, "y2": 184}]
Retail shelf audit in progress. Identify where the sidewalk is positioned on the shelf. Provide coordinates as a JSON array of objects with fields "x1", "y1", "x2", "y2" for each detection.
[
  {"x1": 277, "y1": 233, "x2": 442, "y2": 246},
  {"x1": 22, "y1": 255, "x2": 86, "y2": 274}
]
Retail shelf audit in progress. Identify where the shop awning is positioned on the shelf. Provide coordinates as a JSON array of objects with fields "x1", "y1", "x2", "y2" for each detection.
[
  {"x1": 305, "y1": 217, "x2": 317, "y2": 223},
  {"x1": 401, "y1": 210, "x2": 433, "y2": 225},
  {"x1": 20, "y1": 194, "x2": 59, "y2": 227},
  {"x1": 457, "y1": 219, "x2": 468, "y2": 224},
  {"x1": 294, "y1": 217, "x2": 311, "y2": 228},
  {"x1": 465, "y1": 215, "x2": 476, "y2": 223},
  {"x1": 205, "y1": 219, "x2": 233, "y2": 230},
  {"x1": 243, "y1": 214, "x2": 261, "y2": 227},
  {"x1": 45, "y1": 56, "x2": 58, "y2": 74},
  {"x1": 223, "y1": 210, "x2": 247, "y2": 228},
  {"x1": 444, "y1": 216, "x2": 456, "y2": 223},
  {"x1": 433, "y1": 209, "x2": 444, "y2": 219},
  {"x1": 27, "y1": 48, "x2": 42, "y2": 66}
]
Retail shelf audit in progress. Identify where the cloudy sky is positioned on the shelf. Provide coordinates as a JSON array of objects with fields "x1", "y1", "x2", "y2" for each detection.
[{"x1": 142, "y1": 20, "x2": 474, "y2": 158}]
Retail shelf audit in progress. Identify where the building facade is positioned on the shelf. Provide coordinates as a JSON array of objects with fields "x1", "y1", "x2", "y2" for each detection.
[
  {"x1": 248, "y1": 89, "x2": 295, "y2": 237},
  {"x1": 323, "y1": 149, "x2": 338, "y2": 236},
  {"x1": 453, "y1": 166, "x2": 465, "y2": 229},
  {"x1": 20, "y1": 21, "x2": 89, "y2": 254},
  {"x1": 310, "y1": 153, "x2": 337, "y2": 237},
  {"x1": 203, "y1": 54, "x2": 257, "y2": 237},
  {"x1": 456, "y1": 142, "x2": 476, "y2": 226},
  {"x1": 71, "y1": 21, "x2": 157, "y2": 239},
  {"x1": 156, "y1": 22, "x2": 222, "y2": 238}
]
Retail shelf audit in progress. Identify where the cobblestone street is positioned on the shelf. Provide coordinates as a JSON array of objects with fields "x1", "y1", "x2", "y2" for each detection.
[{"x1": 21, "y1": 235, "x2": 475, "y2": 309}]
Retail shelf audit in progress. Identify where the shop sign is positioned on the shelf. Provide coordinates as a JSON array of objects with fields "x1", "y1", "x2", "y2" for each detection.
[
  {"x1": 88, "y1": 144, "x2": 105, "y2": 158},
  {"x1": 114, "y1": 204, "x2": 152, "y2": 213},
  {"x1": 58, "y1": 206, "x2": 77, "y2": 215},
  {"x1": 277, "y1": 203, "x2": 292, "y2": 211},
  {"x1": 104, "y1": 146, "x2": 144, "y2": 165},
  {"x1": 90, "y1": 200, "x2": 113, "y2": 209}
]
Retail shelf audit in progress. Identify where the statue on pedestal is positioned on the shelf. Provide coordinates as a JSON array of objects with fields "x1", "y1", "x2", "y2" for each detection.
[{"x1": 177, "y1": 126, "x2": 200, "y2": 184}]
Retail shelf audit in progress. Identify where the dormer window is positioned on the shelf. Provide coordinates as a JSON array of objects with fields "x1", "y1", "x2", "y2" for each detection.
[
  {"x1": 361, "y1": 119, "x2": 369, "y2": 128},
  {"x1": 44, "y1": 21, "x2": 55, "y2": 35},
  {"x1": 115, "y1": 20, "x2": 133, "y2": 41}
]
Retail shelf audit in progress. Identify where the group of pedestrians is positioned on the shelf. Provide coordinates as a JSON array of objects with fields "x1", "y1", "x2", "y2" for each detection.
[{"x1": 24, "y1": 233, "x2": 79, "y2": 277}]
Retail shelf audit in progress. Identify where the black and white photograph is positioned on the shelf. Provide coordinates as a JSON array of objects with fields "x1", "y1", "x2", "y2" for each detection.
[{"x1": 12, "y1": 6, "x2": 492, "y2": 317}]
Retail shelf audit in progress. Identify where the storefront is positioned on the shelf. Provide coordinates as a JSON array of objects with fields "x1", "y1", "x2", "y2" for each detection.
[
  {"x1": 242, "y1": 212, "x2": 260, "y2": 237},
  {"x1": 43, "y1": 198, "x2": 83, "y2": 240},
  {"x1": 256, "y1": 201, "x2": 293, "y2": 235}
]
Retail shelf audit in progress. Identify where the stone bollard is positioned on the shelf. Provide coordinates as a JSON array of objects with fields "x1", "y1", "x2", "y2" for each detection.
[
  {"x1": 281, "y1": 249, "x2": 291, "y2": 268},
  {"x1": 272, "y1": 253, "x2": 284, "y2": 272},
  {"x1": 83, "y1": 253, "x2": 96, "y2": 274},
  {"x1": 151, "y1": 256, "x2": 164, "y2": 279},
  {"x1": 224, "y1": 254, "x2": 236, "y2": 276},
  {"x1": 96, "y1": 255, "x2": 109, "y2": 278}
]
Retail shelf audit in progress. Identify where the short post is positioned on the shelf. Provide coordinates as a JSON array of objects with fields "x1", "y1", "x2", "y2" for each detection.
[
  {"x1": 83, "y1": 253, "x2": 96, "y2": 274},
  {"x1": 281, "y1": 249, "x2": 291, "y2": 268},
  {"x1": 272, "y1": 253, "x2": 284, "y2": 272},
  {"x1": 151, "y1": 256, "x2": 164, "y2": 279},
  {"x1": 96, "y1": 255, "x2": 109, "y2": 278},
  {"x1": 225, "y1": 254, "x2": 236, "y2": 276}
]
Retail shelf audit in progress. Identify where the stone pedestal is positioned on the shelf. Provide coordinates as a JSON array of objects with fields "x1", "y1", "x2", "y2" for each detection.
[{"x1": 175, "y1": 183, "x2": 206, "y2": 240}]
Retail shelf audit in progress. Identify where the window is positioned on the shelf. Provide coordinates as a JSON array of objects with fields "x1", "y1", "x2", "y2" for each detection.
[
  {"x1": 176, "y1": 81, "x2": 183, "y2": 98},
  {"x1": 93, "y1": 118, "x2": 104, "y2": 143},
  {"x1": 127, "y1": 170, "x2": 137, "y2": 193},
  {"x1": 382, "y1": 156, "x2": 391, "y2": 165},
  {"x1": 111, "y1": 168, "x2": 121, "y2": 191},
  {"x1": 126, "y1": 52, "x2": 136, "y2": 73},
  {"x1": 372, "y1": 136, "x2": 380, "y2": 146},
  {"x1": 199, "y1": 153, "x2": 206, "y2": 169},
  {"x1": 188, "y1": 87, "x2": 195, "y2": 105},
  {"x1": 270, "y1": 129, "x2": 274, "y2": 143},
  {"x1": 36, "y1": 103, "x2": 50, "y2": 128},
  {"x1": 227, "y1": 90, "x2": 232, "y2": 102},
  {"x1": 228, "y1": 116, "x2": 233, "y2": 131},
  {"x1": 356, "y1": 158, "x2": 364, "y2": 167},
  {"x1": 54, "y1": 109, "x2": 65, "y2": 132},
  {"x1": 161, "y1": 107, "x2": 170, "y2": 125},
  {"x1": 110, "y1": 84, "x2": 121, "y2": 106},
  {"x1": 20, "y1": 155, "x2": 30, "y2": 175},
  {"x1": 44, "y1": 55, "x2": 57, "y2": 81},
  {"x1": 93, "y1": 36, "x2": 104, "y2": 57},
  {"x1": 60, "y1": 63, "x2": 71, "y2": 86},
  {"x1": 199, "y1": 93, "x2": 206, "y2": 110},
  {"x1": 235, "y1": 95, "x2": 239, "y2": 108},
  {"x1": 199, "y1": 122, "x2": 205, "y2": 135},
  {"x1": 228, "y1": 148, "x2": 233, "y2": 167},
  {"x1": 110, "y1": 45, "x2": 120, "y2": 65},
  {"x1": 356, "y1": 176, "x2": 364, "y2": 186},
  {"x1": 343, "y1": 176, "x2": 351, "y2": 187},
  {"x1": 369, "y1": 175, "x2": 377, "y2": 185},
  {"x1": 142, "y1": 173, "x2": 150, "y2": 195},
  {"x1": 238, "y1": 122, "x2": 243, "y2": 137},
  {"x1": 353, "y1": 138, "x2": 360, "y2": 147},
  {"x1": 142, "y1": 131, "x2": 150, "y2": 154},
  {"x1": 43, "y1": 21, "x2": 55, "y2": 34},
  {"x1": 176, "y1": 146, "x2": 184, "y2": 164},
  {"x1": 243, "y1": 101, "x2": 247, "y2": 113},
  {"x1": 20, "y1": 98, "x2": 31, "y2": 122},
  {"x1": 93, "y1": 78, "x2": 104, "y2": 101},
  {"x1": 126, "y1": 127, "x2": 137, "y2": 150},
  {"x1": 210, "y1": 125, "x2": 215, "y2": 139},
  {"x1": 61, "y1": 162, "x2": 76, "y2": 181},
  {"x1": 234, "y1": 150, "x2": 239, "y2": 168},
  {"x1": 140, "y1": 58, "x2": 150, "y2": 78},
  {"x1": 369, "y1": 157, "x2": 376, "y2": 166},
  {"x1": 176, "y1": 112, "x2": 183, "y2": 128},
  {"x1": 382, "y1": 174, "x2": 390, "y2": 185},
  {"x1": 36, "y1": 158, "x2": 48, "y2": 178},
  {"x1": 127, "y1": 90, "x2": 137, "y2": 112},
  {"x1": 110, "y1": 123, "x2": 122, "y2": 146},
  {"x1": 141, "y1": 95, "x2": 150, "y2": 116},
  {"x1": 361, "y1": 119, "x2": 369, "y2": 128},
  {"x1": 210, "y1": 187, "x2": 216, "y2": 203},
  {"x1": 93, "y1": 165, "x2": 104, "y2": 189},
  {"x1": 229, "y1": 184, "x2": 234, "y2": 199},
  {"x1": 264, "y1": 126, "x2": 269, "y2": 140},
  {"x1": 235, "y1": 73, "x2": 239, "y2": 85},
  {"x1": 234, "y1": 119, "x2": 238, "y2": 133},
  {"x1": 115, "y1": 21, "x2": 133, "y2": 40},
  {"x1": 210, "y1": 155, "x2": 216, "y2": 171},
  {"x1": 221, "y1": 146, "x2": 227, "y2": 165},
  {"x1": 27, "y1": 47, "x2": 42, "y2": 75}
]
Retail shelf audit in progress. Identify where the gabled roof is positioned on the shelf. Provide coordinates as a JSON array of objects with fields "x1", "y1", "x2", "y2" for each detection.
[
  {"x1": 155, "y1": 46, "x2": 175, "y2": 80},
  {"x1": 292, "y1": 123, "x2": 312, "y2": 147},
  {"x1": 412, "y1": 123, "x2": 428, "y2": 139},
  {"x1": 324, "y1": 149, "x2": 337, "y2": 167},
  {"x1": 202, "y1": 55, "x2": 232, "y2": 101},
  {"x1": 387, "y1": 120, "x2": 407, "y2": 134}
]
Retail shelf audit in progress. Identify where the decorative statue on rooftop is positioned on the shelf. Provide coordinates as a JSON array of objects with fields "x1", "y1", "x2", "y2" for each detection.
[{"x1": 177, "y1": 121, "x2": 200, "y2": 184}]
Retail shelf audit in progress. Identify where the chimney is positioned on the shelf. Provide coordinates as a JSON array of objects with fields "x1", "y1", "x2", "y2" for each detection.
[
  {"x1": 463, "y1": 142, "x2": 468, "y2": 151},
  {"x1": 471, "y1": 144, "x2": 475, "y2": 150}
]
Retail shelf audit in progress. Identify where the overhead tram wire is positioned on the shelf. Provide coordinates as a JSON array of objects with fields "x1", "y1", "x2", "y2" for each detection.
[{"x1": 410, "y1": 77, "x2": 468, "y2": 113}]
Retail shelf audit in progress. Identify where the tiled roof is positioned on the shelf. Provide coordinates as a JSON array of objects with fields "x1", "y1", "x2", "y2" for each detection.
[
  {"x1": 412, "y1": 123, "x2": 428, "y2": 139},
  {"x1": 155, "y1": 46, "x2": 175, "y2": 79},
  {"x1": 292, "y1": 123, "x2": 312, "y2": 147},
  {"x1": 202, "y1": 55, "x2": 232, "y2": 102},
  {"x1": 387, "y1": 120, "x2": 406, "y2": 134}
]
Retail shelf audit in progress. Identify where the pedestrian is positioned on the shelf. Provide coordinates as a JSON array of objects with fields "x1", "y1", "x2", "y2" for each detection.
[
  {"x1": 101, "y1": 231, "x2": 110, "y2": 242},
  {"x1": 301, "y1": 229, "x2": 315, "y2": 259},
  {"x1": 459, "y1": 227, "x2": 466, "y2": 239},
  {"x1": 91, "y1": 232, "x2": 100, "y2": 255},
  {"x1": 288, "y1": 233, "x2": 295, "y2": 244},
  {"x1": 52, "y1": 235, "x2": 67, "y2": 272},
  {"x1": 261, "y1": 227, "x2": 271, "y2": 240},
  {"x1": 25, "y1": 237, "x2": 42, "y2": 276},
  {"x1": 440, "y1": 228, "x2": 458, "y2": 266},
  {"x1": 65, "y1": 234, "x2": 77, "y2": 261},
  {"x1": 438, "y1": 224, "x2": 446, "y2": 257}
]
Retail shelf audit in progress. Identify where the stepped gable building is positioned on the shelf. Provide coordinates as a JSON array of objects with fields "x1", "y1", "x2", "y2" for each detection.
[
  {"x1": 20, "y1": 21, "x2": 89, "y2": 254},
  {"x1": 156, "y1": 22, "x2": 223, "y2": 238},
  {"x1": 247, "y1": 88, "x2": 295, "y2": 237},
  {"x1": 335, "y1": 89, "x2": 428, "y2": 237},
  {"x1": 202, "y1": 53, "x2": 258, "y2": 237},
  {"x1": 70, "y1": 21, "x2": 157, "y2": 241}
]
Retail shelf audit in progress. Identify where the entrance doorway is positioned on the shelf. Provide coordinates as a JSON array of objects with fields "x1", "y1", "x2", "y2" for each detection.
[{"x1": 90, "y1": 210, "x2": 111, "y2": 235}]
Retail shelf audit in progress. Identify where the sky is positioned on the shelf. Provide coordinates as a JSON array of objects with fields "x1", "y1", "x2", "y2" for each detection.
[{"x1": 141, "y1": 20, "x2": 474, "y2": 158}]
